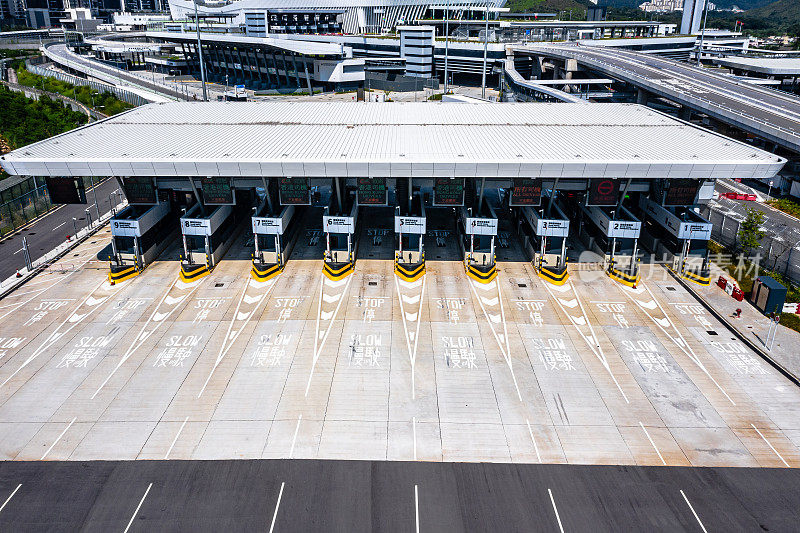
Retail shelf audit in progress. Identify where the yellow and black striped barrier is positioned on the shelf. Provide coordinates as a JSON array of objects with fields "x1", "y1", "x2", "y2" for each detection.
[
  {"x1": 180, "y1": 262, "x2": 210, "y2": 282},
  {"x1": 677, "y1": 267, "x2": 711, "y2": 286},
  {"x1": 537, "y1": 264, "x2": 569, "y2": 286},
  {"x1": 251, "y1": 262, "x2": 282, "y2": 282},
  {"x1": 466, "y1": 263, "x2": 497, "y2": 283},
  {"x1": 323, "y1": 260, "x2": 354, "y2": 281},
  {"x1": 108, "y1": 264, "x2": 139, "y2": 284},
  {"x1": 395, "y1": 261, "x2": 425, "y2": 282},
  {"x1": 607, "y1": 264, "x2": 640, "y2": 288}
]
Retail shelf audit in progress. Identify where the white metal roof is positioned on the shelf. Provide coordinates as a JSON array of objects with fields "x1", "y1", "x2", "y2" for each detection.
[
  {"x1": 713, "y1": 57, "x2": 800, "y2": 76},
  {"x1": 0, "y1": 102, "x2": 786, "y2": 180},
  {"x1": 145, "y1": 31, "x2": 346, "y2": 56}
]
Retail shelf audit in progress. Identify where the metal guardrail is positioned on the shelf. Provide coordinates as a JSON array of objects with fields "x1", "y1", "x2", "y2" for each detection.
[
  {"x1": 503, "y1": 58, "x2": 586, "y2": 103},
  {"x1": 0, "y1": 197, "x2": 128, "y2": 295},
  {"x1": 25, "y1": 56, "x2": 149, "y2": 107},
  {"x1": 41, "y1": 42, "x2": 187, "y2": 102},
  {"x1": 537, "y1": 46, "x2": 800, "y2": 139}
]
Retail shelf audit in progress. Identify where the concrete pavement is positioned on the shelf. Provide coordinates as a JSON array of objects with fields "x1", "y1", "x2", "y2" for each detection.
[{"x1": 0, "y1": 210, "x2": 799, "y2": 467}]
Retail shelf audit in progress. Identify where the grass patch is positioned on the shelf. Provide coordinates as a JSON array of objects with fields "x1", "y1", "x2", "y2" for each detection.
[
  {"x1": 427, "y1": 93, "x2": 443, "y2": 101},
  {"x1": 15, "y1": 66, "x2": 134, "y2": 116},
  {"x1": 780, "y1": 312, "x2": 800, "y2": 335},
  {"x1": 717, "y1": 253, "x2": 800, "y2": 302},
  {"x1": 0, "y1": 49, "x2": 37, "y2": 59},
  {"x1": 767, "y1": 198, "x2": 800, "y2": 219}
]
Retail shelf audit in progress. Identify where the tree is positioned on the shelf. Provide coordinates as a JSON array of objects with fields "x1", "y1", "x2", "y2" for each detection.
[{"x1": 737, "y1": 207, "x2": 766, "y2": 259}]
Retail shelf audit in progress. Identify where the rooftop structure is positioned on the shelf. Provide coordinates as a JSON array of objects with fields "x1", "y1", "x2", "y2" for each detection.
[
  {"x1": 713, "y1": 57, "x2": 800, "y2": 77},
  {"x1": 513, "y1": 43, "x2": 800, "y2": 155},
  {"x1": 165, "y1": 0, "x2": 504, "y2": 34},
  {"x1": 0, "y1": 101, "x2": 784, "y2": 179}
]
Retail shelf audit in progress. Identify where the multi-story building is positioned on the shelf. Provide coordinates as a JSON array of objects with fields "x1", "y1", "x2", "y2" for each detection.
[{"x1": 167, "y1": 0, "x2": 504, "y2": 34}]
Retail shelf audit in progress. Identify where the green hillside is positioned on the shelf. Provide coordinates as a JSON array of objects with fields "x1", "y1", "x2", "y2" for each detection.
[
  {"x1": 503, "y1": 0, "x2": 589, "y2": 16},
  {"x1": 743, "y1": 0, "x2": 800, "y2": 33}
]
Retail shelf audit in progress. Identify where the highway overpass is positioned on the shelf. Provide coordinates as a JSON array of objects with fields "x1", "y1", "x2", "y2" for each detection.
[{"x1": 511, "y1": 43, "x2": 800, "y2": 156}]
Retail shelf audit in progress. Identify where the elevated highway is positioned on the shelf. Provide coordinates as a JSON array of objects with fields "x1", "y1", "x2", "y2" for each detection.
[
  {"x1": 42, "y1": 42, "x2": 182, "y2": 103},
  {"x1": 512, "y1": 43, "x2": 800, "y2": 155}
]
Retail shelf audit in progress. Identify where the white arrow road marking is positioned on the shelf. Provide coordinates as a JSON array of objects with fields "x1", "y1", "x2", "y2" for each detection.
[
  {"x1": 1, "y1": 279, "x2": 112, "y2": 389},
  {"x1": 558, "y1": 298, "x2": 578, "y2": 308},
  {"x1": 92, "y1": 276, "x2": 203, "y2": 399},
  {"x1": 305, "y1": 272, "x2": 353, "y2": 396},
  {"x1": 545, "y1": 281, "x2": 630, "y2": 403},
  {"x1": 639, "y1": 299, "x2": 658, "y2": 310},
  {"x1": 569, "y1": 315, "x2": 586, "y2": 326},
  {"x1": 0, "y1": 248, "x2": 107, "y2": 323},
  {"x1": 469, "y1": 277, "x2": 522, "y2": 402},
  {"x1": 164, "y1": 295, "x2": 187, "y2": 306},
  {"x1": 198, "y1": 274, "x2": 278, "y2": 398},
  {"x1": 322, "y1": 293, "x2": 341, "y2": 304},
  {"x1": 324, "y1": 277, "x2": 348, "y2": 288},
  {"x1": 548, "y1": 283, "x2": 572, "y2": 293},
  {"x1": 621, "y1": 282, "x2": 735, "y2": 405},
  {"x1": 396, "y1": 273, "x2": 426, "y2": 399}
]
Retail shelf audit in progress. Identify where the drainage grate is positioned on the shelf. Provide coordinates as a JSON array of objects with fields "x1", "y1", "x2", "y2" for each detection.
[
  {"x1": 707, "y1": 330, "x2": 718, "y2": 335},
  {"x1": 369, "y1": 254, "x2": 374, "y2": 257},
  {"x1": 666, "y1": 286, "x2": 677, "y2": 291},
  {"x1": 368, "y1": 281, "x2": 377, "y2": 286},
  {"x1": 518, "y1": 283, "x2": 527, "y2": 288},
  {"x1": 214, "y1": 283, "x2": 224, "y2": 288},
  {"x1": 73, "y1": 254, "x2": 79, "y2": 257}
]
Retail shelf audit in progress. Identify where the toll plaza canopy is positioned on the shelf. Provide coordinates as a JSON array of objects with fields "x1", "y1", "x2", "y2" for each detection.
[{"x1": 0, "y1": 101, "x2": 786, "y2": 180}]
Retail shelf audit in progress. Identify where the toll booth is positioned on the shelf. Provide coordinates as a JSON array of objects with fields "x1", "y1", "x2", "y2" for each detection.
[
  {"x1": 638, "y1": 196, "x2": 713, "y2": 285},
  {"x1": 518, "y1": 200, "x2": 570, "y2": 285},
  {"x1": 108, "y1": 200, "x2": 175, "y2": 283},
  {"x1": 579, "y1": 204, "x2": 642, "y2": 287},
  {"x1": 394, "y1": 194, "x2": 426, "y2": 282},
  {"x1": 322, "y1": 192, "x2": 358, "y2": 280},
  {"x1": 251, "y1": 200, "x2": 299, "y2": 281},
  {"x1": 458, "y1": 204, "x2": 498, "y2": 283},
  {"x1": 179, "y1": 203, "x2": 240, "y2": 281}
]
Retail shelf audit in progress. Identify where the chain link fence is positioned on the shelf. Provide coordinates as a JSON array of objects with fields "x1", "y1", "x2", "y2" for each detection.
[
  {"x1": 0, "y1": 176, "x2": 54, "y2": 237},
  {"x1": 701, "y1": 204, "x2": 800, "y2": 286},
  {"x1": 0, "y1": 176, "x2": 100, "y2": 237}
]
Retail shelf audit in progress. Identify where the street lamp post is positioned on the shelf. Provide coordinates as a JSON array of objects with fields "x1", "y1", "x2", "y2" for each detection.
[
  {"x1": 192, "y1": 0, "x2": 208, "y2": 101},
  {"x1": 697, "y1": 0, "x2": 710, "y2": 67},
  {"x1": 90, "y1": 175, "x2": 100, "y2": 223},
  {"x1": 481, "y1": 5, "x2": 489, "y2": 99},
  {"x1": 443, "y1": 0, "x2": 450, "y2": 95}
]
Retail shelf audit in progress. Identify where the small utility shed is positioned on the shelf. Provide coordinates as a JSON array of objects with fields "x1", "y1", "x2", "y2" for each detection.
[{"x1": 749, "y1": 275, "x2": 788, "y2": 315}]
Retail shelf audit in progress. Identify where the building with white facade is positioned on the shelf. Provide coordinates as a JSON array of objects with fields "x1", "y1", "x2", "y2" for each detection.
[{"x1": 166, "y1": 0, "x2": 504, "y2": 34}]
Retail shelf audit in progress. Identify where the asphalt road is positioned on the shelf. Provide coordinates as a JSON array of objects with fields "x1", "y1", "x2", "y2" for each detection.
[
  {"x1": 0, "y1": 460, "x2": 798, "y2": 532},
  {"x1": 527, "y1": 44, "x2": 800, "y2": 152},
  {"x1": 45, "y1": 43, "x2": 186, "y2": 102},
  {"x1": 0, "y1": 177, "x2": 120, "y2": 280}
]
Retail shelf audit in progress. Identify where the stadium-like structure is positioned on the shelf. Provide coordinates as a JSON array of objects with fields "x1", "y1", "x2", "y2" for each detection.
[{"x1": 166, "y1": 0, "x2": 505, "y2": 34}]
